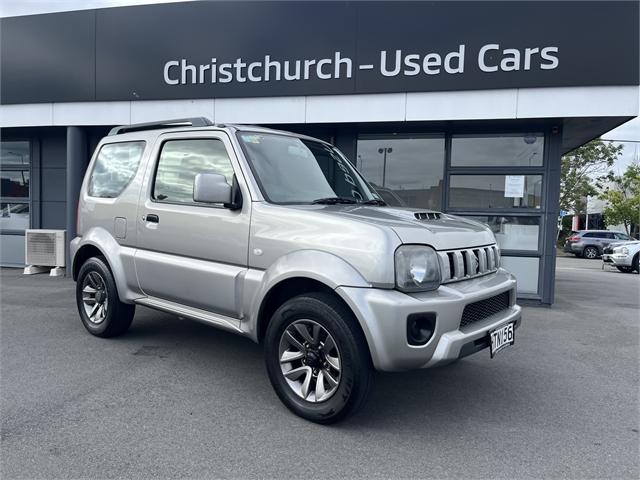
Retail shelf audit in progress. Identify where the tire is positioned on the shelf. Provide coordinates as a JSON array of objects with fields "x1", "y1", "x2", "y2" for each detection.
[
  {"x1": 616, "y1": 266, "x2": 633, "y2": 273},
  {"x1": 633, "y1": 254, "x2": 639, "y2": 273},
  {"x1": 583, "y1": 246, "x2": 599, "y2": 259},
  {"x1": 75, "y1": 256, "x2": 135, "y2": 338},
  {"x1": 264, "y1": 292, "x2": 373, "y2": 424}
]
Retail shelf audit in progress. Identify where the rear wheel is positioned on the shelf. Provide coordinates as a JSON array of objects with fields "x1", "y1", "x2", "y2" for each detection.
[
  {"x1": 76, "y1": 256, "x2": 135, "y2": 337},
  {"x1": 264, "y1": 292, "x2": 373, "y2": 424},
  {"x1": 583, "y1": 246, "x2": 599, "y2": 259}
]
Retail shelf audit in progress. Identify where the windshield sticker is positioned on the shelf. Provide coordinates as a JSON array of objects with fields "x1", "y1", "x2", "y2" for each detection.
[{"x1": 243, "y1": 135, "x2": 262, "y2": 144}]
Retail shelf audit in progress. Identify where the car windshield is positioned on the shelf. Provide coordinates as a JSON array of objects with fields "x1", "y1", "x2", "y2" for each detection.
[{"x1": 237, "y1": 132, "x2": 382, "y2": 204}]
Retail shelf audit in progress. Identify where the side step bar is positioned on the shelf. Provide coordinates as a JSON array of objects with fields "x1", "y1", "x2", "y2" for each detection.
[{"x1": 135, "y1": 296, "x2": 244, "y2": 335}]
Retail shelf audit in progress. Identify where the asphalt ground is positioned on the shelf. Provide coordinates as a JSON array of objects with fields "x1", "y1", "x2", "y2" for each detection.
[{"x1": 1, "y1": 256, "x2": 638, "y2": 479}]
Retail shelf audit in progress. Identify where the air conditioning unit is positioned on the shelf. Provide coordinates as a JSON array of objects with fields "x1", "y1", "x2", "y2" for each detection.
[{"x1": 24, "y1": 229, "x2": 66, "y2": 276}]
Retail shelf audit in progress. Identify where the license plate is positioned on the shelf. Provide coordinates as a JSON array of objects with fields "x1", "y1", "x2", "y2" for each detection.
[{"x1": 489, "y1": 322, "x2": 515, "y2": 358}]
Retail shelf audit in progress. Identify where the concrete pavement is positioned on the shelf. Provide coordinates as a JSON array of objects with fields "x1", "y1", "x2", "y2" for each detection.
[{"x1": 1, "y1": 259, "x2": 638, "y2": 479}]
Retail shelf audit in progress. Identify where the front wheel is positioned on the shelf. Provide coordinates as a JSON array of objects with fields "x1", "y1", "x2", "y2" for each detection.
[
  {"x1": 616, "y1": 266, "x2": 633, "y2": 273},
  {"x1": 76, "y1": 256, "x2": 135, "y2": 337},
  {"x1": 264, "y1": 293, "x2": 373, "y2": 424}
]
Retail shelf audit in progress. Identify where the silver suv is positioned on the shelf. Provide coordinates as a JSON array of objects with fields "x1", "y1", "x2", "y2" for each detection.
[{"x1": 71, "y1": 118, "x2": 521, "y2": 423}]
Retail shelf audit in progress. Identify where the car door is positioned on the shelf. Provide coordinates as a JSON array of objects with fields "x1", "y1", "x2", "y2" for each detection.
[{"x1": 134, "y1": 131, "x2": 251, "y2": 318}]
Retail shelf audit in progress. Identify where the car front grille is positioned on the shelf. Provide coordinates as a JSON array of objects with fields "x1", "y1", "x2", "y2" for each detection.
[
  {"x1": 460, "y1": 291, "x2": 511, "y2": 329},
  {"x1": 437, "y1": 244, "x2": 500, "y2": 284}
]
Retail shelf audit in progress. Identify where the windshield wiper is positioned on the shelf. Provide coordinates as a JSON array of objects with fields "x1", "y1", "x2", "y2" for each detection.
[
  {"x1": 361, "y1": 199, "x2": 387, "y2": 206},
  {"x1": 311, "y1": 197, "x2": 358, "y2": 205}
]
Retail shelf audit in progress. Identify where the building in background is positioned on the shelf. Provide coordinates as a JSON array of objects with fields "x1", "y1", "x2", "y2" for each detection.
[{"x1": 1, "y1": 1, "x2": 638, "y2": 304}]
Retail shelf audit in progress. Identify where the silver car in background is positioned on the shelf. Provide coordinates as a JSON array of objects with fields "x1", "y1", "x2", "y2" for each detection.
[
  {"x1": 70, "y1": 119, "x2": 521, "y2": 423},
  {"x1": 564, "y1": 230, "x2": 632, "y2": 259}
]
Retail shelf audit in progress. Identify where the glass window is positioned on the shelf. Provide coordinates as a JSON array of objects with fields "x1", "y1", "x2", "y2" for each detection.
[
  {"x1": 238, "y1": 133, "x2": 378, "y2": 204},
  {"x1": 500, "y1": 257, "x2": 539, "y2": 294},
  {"x1": 451, "y1": 133, "x2": 544, "y2": 167},
  {"x1": 89, "y1": 141, "x2": 145, "y2": 198},
  {"x1": 356, "y1": 137, "x2": 445, "y2": 210},
  {"x1": 154, "y1": 139, "x2": 234, "y2": 204},
  {"x1": 0, "y1": 203, "x2": 30, "y2": 230},
  {"x1": 614, "y1": 232, "x2": 631, "y2": 240},
  {"x1": 463, "y1": 215, "x2": 540, "y2": 251},
  {"x1": 1, "y1": 141, "x2": 30, "y2": 166},
  {"x1": 1, "y1": 140, "x2": 31, "y2": 232},
  {"x1": 449, "y1": 175, "x2": 542, "y2": 209},
  {"x1": 0, "y1": 171, "x2": 30, "y2": 197}
]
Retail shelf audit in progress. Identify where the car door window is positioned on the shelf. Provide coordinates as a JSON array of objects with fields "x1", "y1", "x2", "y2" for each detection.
[
  {"x1": 153, "y1": 138, "x2": 234, "y2": 204},
  {"x1": 615, "y1": 233, "x2": 630, "y2": 240}
]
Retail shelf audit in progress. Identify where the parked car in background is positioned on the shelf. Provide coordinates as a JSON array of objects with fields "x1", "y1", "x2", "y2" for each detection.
[
  {"x1": 602, "y1": 241, "x2": 640, "y2": 273},
  {"x1": 563, "y1": 230, "x2": 632, "y2": 259}
]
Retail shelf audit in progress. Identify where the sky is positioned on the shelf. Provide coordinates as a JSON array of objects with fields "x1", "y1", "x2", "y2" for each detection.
[{"x1": 1, "y1": 0, "x2": 639, "y2": 171}]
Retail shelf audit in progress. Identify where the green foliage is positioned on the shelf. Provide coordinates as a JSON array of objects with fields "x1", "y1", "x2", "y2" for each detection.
[
  {"x1": 599, "y1": 164, "x2": 640, "y2": 235},
  {"x1": 560, "y1": 139, "x2": 623, "y2": 215}
]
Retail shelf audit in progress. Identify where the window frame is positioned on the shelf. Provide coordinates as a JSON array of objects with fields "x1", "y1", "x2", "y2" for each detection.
[
  {"x1": 0, "y1": 139, "x2": 32, "y2": 235},
  {"x1": 150, "y1": 136, "x2": 237, "y2": 209},
  {"x1": 87, "y1": 140, "x2": 146, "y2": 199}
]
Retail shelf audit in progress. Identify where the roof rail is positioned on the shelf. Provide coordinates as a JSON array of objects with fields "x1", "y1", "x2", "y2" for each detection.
[{"x1": 108, "y1": 117, "x2": 214, "y2": 135}]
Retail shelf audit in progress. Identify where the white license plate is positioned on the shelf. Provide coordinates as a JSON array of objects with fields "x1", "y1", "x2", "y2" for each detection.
[{"x1": 489, "y1": 322, "x2": 515, "y2": 358}]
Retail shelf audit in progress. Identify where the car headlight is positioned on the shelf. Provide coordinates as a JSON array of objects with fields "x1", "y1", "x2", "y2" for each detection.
[
  {"x1": 395, "y1": 245, "x2": 441, "y2": 292},
  {"x1": 621, "y1": 247, "x2": 629, "y2": 255}
]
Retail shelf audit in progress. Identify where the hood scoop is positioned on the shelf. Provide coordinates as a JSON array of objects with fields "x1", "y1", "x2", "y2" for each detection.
[{"x1": 414, "y1": 212, "x2": 441, "y2": 221}]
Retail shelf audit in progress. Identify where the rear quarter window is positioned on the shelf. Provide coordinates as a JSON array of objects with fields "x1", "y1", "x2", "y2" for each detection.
[{"x1": 88, "y1": 141, "x2": 145, "y2": 198}]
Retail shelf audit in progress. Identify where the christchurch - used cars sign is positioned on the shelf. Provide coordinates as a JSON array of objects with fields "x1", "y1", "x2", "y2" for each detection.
[
  {"x1": 163, "y1": 44, "x2": 560, "y2": 86},
  {"x1": 0, "y1": 1, "x2": 637, "y2": 104}
]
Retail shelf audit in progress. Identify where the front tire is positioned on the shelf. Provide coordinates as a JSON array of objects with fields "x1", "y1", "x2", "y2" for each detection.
[
  {"x1": 616, "y1": 266, "x2": 633, "y2": 273},
  {"x1": 76, "y1": 256, "x2": 135, "y2": 337},
  {"x1": 583, "y1": 246, "x2": 599, "y2": 259},
  {"x1": 264, "y1": 293, "x2": 373, "y2": 424}
]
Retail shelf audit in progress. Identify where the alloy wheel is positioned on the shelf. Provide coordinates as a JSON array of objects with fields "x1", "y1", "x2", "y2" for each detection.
[
  {"x1": 278, "y1": 319, "x2": 342, "y2": 403},
  {"x1": 81, "y1": 271, "x2": 108, "y2": 324}
]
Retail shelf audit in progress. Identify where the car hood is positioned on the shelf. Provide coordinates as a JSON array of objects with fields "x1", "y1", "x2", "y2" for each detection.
[{"x1": 296, "y1": 204, "x2": 495, "y2": 250}]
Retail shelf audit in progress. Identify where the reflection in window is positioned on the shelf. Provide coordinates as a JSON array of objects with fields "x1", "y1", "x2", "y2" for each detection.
[
  {"x1": 451, "y1": 133, "x2": 544, "y2": 167},
  {"x1": 0, "y1": 141, "x2": 30, "y2": 166},
  {"x1": 0, "y1": 203, "x2": 30, "y2": 230},
  {"x1": 449, "y1": 175, "x2": 542, "y2": 209},
  {"x1": 463, "y1": 215, "x2": 540, "y2": 251},
  {"x1": 356, "y1": 137, "x2": 444, "y2": 209},
  {"x1": 0, "y1": 171, "x2": 29, "y2": 197},
  {"x1": 154, "y1": 139, "x2": 234, "y2": 204},
  {"x1": 89, "y1": 141, "x2": 145, "y2": 198}
]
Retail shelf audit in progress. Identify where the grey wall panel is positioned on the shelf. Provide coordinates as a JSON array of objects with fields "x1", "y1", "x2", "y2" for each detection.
[
  {"x1": 41, "y1": 168, "x2": 66, "y2": 202},
  {"x1": 0, "y1": 234, "x2": 26, "y2": 267},
  {"x1": 41, "y1": 201, "x2": 66, "y2": 229},
  {"x1": 40, "y1": 132, "x2": 67, "y2": 168}
]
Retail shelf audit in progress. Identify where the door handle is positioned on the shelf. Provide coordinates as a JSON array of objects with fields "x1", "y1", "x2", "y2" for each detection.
[{"x1": 145, "y1": 214, "x2": 159, "y2": 223}]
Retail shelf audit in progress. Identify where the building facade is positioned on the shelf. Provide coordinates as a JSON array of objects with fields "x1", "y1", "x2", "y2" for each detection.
[{"x1": 1, "y1": 1, "x2": 638, "y2": 304}]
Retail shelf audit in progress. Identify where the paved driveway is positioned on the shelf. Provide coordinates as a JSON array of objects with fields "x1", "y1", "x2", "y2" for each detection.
[{"x1": 1, "y1": 259, "x2": 638, "y2": 479}]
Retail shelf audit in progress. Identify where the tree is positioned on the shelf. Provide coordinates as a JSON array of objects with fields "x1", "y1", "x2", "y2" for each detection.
[
  {"x1": 599, "y1": 163, "x2": 640, "y2": 235},
  {"x1": 560, "y1": 139, "x2": 623, "y2": 215}
]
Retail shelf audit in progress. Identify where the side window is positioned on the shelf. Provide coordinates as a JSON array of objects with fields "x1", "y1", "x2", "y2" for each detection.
[
  {"x1": 88, "y1": 141, "x2": 145, "y2": 198},
  {"x1": 153, "y1": 138, "x2": 234, "y2": 204},
  {"x1": 582, "y1": 232, "x2": 597, "y2": 238},
  {"x1": 602, "y1": 232, "x2": 615, "y2": 239},
  {"x1": 615, "y1": 233, "x2": 630, "y2": 240}
]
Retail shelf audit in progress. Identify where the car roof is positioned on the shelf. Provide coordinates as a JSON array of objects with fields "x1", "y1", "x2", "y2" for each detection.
[{"x1": 104, "y1": 118, "x2": 331, "y2": 146}]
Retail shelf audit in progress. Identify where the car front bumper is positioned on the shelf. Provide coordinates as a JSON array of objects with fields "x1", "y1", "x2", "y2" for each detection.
[
  {"x1": 607, "y1": 253, "x2": 633, "y2": 267},
  {"x1": 337, "y1": 269, "x2": 521, "y2": 372}
]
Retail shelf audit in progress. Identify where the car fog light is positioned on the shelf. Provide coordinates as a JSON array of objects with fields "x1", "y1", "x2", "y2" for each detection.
[{"x1": 407, "y1": 313, "x2": 436, "y2": 346}]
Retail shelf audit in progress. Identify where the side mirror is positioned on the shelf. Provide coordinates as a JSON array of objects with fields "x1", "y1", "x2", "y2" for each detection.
[{"x1": 193, "y1": 173, "x2": 232, "y2": 204}]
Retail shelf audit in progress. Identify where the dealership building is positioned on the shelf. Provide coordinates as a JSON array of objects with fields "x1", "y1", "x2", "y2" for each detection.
[{"x1": 0, "y1": 1, "x2": 638, "y2": 304}]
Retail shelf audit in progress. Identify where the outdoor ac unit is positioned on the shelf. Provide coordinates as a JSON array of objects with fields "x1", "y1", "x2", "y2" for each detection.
[{"x1": 25, "y1": 229, "x2": 66, "y2": 270}]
